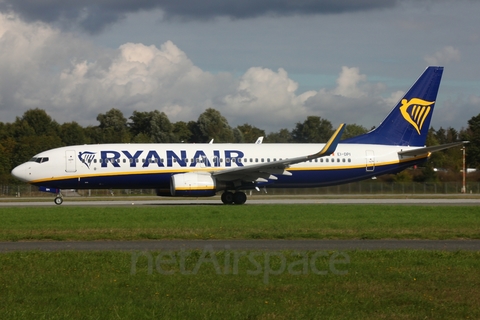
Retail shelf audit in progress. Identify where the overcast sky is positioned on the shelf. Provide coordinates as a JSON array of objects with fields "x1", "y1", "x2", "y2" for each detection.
[{"x1": 0, "y1": 0, "x2": 479, "y2": 134}]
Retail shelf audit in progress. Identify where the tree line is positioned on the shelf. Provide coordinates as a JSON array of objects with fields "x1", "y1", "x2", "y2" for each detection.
[{"x1": 1, "y1": 108, "x2": 479, "y2": 184}]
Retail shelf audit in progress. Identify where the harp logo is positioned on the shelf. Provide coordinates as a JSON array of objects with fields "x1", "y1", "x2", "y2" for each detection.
[
  {"x1": 399, "y1": 98, "x2": 435, "y2": 135},
  {"x1": 78, "y1": 151, "x2": 96, "y2": 169}
]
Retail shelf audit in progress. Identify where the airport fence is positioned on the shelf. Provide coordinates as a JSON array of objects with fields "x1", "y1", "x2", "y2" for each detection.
[{"x1": 1, "y1": 181, "x2": 479, "y2": 198}]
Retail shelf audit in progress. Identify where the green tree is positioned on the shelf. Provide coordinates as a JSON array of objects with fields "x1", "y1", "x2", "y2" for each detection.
[
  {"x1": 96, "y1": 108, "x2": 130, "y2": 143},
  {"x1": 292, "y1": 116, "x2": 333, "y2": 143},
  {"x1": 60, "y1": 122, "x2": 88, "y2": 146},
  {"x1": 236, "y1": 124, "x2": 265, "y2": 143},
  {"x1": 187, "y1": 121, "x2": 203, "y2": 143},
  {"x1": 196, "y1": 108, "x2": 234, "y2": 143},
  {"x1": 172, "y1": 121, "x2": 192, "y2": 143},
  {"x1": 19, "y1": 108, "x2": 59, "y2": 136},
  {"x1": 129, "y1": 111, "x2": 152, "y2": 138},
  {"x1": 232, "y1": 128, "x2": 244, "y2": 143},
  {"x1": 265, "y1": 129, "x2": 293, "y2": 143},
  {"x1": 150, "y1": 111, "x2": 175, "y2": 143},
  {"x1": 465, "y1": 114, "x2": 480, "y2": 168},
  {"x1": 341, "y1": 124, "x2": 368, "y2": 140},
  {"x1": 8, "y1": 109, "x2": 63, "y2": 166},
  {"x1": 129, "y1": 110, "x2": 176, "y2": 143}
]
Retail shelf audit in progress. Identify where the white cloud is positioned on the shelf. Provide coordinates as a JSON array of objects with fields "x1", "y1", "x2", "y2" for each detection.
[
  {"x1": 222, "y1": 67, "x2": 317, "y2": 128},
  {"x1": 424, "y1": 46, "x2": 461, "y2": 65},
  {"x1": 303, "y1": 67, "x2": 392, "y2": 128},
  {"x1": 0, "y1": 12, "x2": 473, "y2": 135}
]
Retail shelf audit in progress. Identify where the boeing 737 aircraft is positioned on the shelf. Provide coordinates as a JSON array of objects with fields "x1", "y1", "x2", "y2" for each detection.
[{"x1": 11, "y1": 66, "x2": 466, "y2": 205}]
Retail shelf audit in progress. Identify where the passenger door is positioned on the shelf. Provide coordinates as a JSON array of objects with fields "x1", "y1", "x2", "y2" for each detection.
[{"x1": 65, "y1": 150, "x2": 77, "y2": 173}]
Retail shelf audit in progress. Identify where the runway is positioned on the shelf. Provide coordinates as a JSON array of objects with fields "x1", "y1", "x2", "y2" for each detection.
[
  {"x1": 2, "y1": 239, "x2": 480, "y2": 252},
  {"x1": 1, "y1": 197, "x2": 480, "y2": 206}
]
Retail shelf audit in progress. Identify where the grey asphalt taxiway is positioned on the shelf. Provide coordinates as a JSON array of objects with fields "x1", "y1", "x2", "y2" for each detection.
[{"x1": 1, "y1": 240, "x2": 480, "y2": 252}]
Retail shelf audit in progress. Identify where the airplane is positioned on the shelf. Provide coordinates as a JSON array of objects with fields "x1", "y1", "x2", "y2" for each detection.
[{"x1": 11, "y1": 66, "x2": 467, "y2": 205}]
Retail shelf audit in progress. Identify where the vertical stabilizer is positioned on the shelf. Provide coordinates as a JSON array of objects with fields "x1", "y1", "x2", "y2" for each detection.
[{"x1": 343, "y1": 66, "x2": 443, "y2": 146}]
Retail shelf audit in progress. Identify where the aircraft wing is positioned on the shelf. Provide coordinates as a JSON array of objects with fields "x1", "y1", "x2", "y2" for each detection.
[
  {"x1": 398, "y1": 141, "x2": 469, "y2": 157},
  {"x1": 212, "y1": 123, "x2": 346, "y2": 182}
]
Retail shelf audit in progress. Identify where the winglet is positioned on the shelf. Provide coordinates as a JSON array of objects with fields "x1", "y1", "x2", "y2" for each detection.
[{"x1": 308, "y1": 123, "x2": 346, "y2": 159}]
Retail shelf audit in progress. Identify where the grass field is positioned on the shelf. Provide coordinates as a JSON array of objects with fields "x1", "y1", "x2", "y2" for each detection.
[
  {"x1": 1, "y1": 250, "x2": 479, "y2": 319},
  {"x1": 1, "y1": 204, "x2": 480, "y2": 319},
  {"x1": 0, "y1": 204, "x2": 479, "y2": 241}
]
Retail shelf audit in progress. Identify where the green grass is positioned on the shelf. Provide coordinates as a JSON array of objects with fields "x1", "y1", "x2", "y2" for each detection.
[
  {"x1": 1, "y1": 250, "x2": 479, "y2": 319},
  {"x1": 1, "y1": 205, "x2": 480, "y2": 241}
]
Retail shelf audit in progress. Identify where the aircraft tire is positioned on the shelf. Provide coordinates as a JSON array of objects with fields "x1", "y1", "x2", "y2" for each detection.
[
  {"x1": 54, "y1": 197, "x2": 63, "y2": 205},
  {"x1": 221, "y1": 191, "x2": 234, "y2": 205},
  {"x1": 233, "y1": 192, "x2": 247, "y2": 205}
]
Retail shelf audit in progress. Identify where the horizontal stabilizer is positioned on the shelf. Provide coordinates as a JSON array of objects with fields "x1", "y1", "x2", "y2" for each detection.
[{"x1": 398, "y1": 141, "x2": 469, "y2": 157}]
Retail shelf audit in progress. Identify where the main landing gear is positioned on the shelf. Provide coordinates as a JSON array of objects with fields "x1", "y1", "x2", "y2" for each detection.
[{"x1": 221, "y1": 191, "x2": 247, "y2": 205}]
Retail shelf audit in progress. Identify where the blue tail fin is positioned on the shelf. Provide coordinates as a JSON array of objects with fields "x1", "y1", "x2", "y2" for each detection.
[{"x1": 342, "y1": 66, "x2": 443, "y2": 146}]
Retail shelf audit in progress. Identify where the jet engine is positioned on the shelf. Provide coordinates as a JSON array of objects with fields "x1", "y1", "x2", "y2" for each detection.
[{"x1": 170, "y1": 172, "x2": 217, "y2": 197}]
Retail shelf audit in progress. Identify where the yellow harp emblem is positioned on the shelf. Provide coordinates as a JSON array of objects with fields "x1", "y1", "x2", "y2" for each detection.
[{"x1": 399, "y1": 98, "x2": 435, "y2": 135}]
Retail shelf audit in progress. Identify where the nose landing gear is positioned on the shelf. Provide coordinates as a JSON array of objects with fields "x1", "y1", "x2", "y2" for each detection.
[{"x1": 54, "y1": 194, "x2": 63, "y2": 205}]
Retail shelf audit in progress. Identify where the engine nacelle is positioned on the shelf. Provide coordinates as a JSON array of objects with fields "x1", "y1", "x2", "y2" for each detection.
[{"x1": 170, "y1": 173, "x2": 217, "y2": 197}]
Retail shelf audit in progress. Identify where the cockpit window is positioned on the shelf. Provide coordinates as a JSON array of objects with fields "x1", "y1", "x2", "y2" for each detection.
[{"x1": 29, "y1": 157, "x2": 49, "y2": 163}]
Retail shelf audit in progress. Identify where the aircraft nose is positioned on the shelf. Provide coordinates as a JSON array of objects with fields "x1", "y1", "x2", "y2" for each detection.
[{"x1": 11, "y1": 164, "x2": 29, "y2": 182}]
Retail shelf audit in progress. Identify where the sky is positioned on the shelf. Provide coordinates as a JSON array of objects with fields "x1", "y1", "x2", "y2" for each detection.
[{"x1": 0, "y1": 0, "x2": 479, "y2": 134}]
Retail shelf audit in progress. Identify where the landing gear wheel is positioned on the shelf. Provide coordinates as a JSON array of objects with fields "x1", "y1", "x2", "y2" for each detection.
[
  {"x1": 233, "y1": 192, "x2": 247, "y2": 205},
  {"x1": 221, "y1": 191, "x2": 234, "y2": 204},
  {"x1": 54, "y1": 197, "x2": 63, "y2": 205}
]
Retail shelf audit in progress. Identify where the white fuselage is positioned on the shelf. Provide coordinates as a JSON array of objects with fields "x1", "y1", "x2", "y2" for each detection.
[{"x1": 11, "y1": 143, "x2": 426, "y2": 191}]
